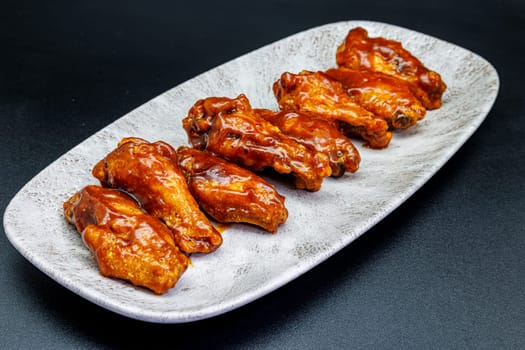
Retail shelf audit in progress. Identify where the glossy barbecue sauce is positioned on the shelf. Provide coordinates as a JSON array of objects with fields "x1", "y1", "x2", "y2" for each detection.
[
  {"x1": 176, "y1": 146, "x2": 288, "y2": 233},
  {"x1": 324, "y1": 67, "x2": 427, "y2": 129},
  {"x1": 336, "y1": 26, "x2": 446, "y2": 109},
  {"x1": 92, "y1": 137, "x2": 223, "y2": 254},
  {"x1": 273, "y1": 71, "x2": 392, "y2": 149},
  {"x1": 255, "y1": 109, "x2": 361, "y2": 176},
  {"x1": 182, "y1": 94, "x2": 333, "y2": 191},
  {"x1": 63, "y1": 185, "x2": 189, "y2": 295}
]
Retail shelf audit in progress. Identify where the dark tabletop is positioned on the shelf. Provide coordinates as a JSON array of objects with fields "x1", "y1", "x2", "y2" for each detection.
[{"x1": 1, "y1": 1, "x2": 524, "y2": 349}]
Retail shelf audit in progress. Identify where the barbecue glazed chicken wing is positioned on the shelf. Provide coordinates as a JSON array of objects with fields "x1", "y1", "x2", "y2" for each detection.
[
  {"x1": 182, "y1": 94, "x2": 332, "y2": 191},
  {"x1": 63, "y1": 185, "x2": 189, "y2": 294},
  {"x1": 92, "y1": 137, "x2": 223, "y2": 254},
  {"x1": 325, "y1": 67, "x2": 426, "y2": 129},
  {"x1": 254, "y1": 109, "x2": 360, "y2": 177},
  {"x1": 273, "y1": 70, "x2": 392, "y2": 149},
  {"x1": 177, "y1": 146, "x2": 288, "y2": 233},
  {"x1": 336, "y1": 27, "x2": 446, "y2": 109}
]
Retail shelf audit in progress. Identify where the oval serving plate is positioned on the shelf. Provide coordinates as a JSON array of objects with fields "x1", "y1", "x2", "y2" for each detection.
[{"x1": 4, "y1": 20, "x2": 499, "y2": 323}]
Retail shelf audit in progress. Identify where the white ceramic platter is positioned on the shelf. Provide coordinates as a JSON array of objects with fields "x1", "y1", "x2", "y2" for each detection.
[{"x1": 3, "y1": 21, "x2": 499, "y2": 323}]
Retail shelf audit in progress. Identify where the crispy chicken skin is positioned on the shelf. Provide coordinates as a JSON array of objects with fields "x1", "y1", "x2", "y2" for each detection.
[
  {"x1": 336, "y1": 27, "x2": 446, "y2": 109},
  {"x1": 63, "y1": 185, "x2": 189, "y2": 295},
  {"x1": 254, "y1": 109, "x2": 360, "y2": 177},
  {"x1": 324, "y1": 67, "x2": 426, "y2": 129},
  {"x1": 273, "y1": 70, "x2": 392, "y2": 149},
  {"x1": 92, "y1": 137, "x2": 223, "y2": 254},
  {"x1": 176, "y1": 146, "x2": 288, "y2": 233},
  {"x1": 182, "y1": 94, "x2": 332, "y2": 191}
]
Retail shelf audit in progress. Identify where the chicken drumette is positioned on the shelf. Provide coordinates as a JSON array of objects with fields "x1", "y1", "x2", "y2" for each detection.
[
  {"x1": 336, "y1": 27, "x2": 446, "y2": 109},
  {"x1": 254, "y1": 109, "x2": 360, "y2": 177},
  {"x1": 92, "y1": 137, "x2": 223, "y2": 254},
  {"x1": 63, "y1": 185, "x2": 189, "y2": 295},
  {"x1": 182, "y1": 94, "x2": 332, "y2": 191},
  {"x1": 273, "y1": 70, "x2": 392, "y2": 149},
  {"x1": 177, "y1": 146, "x2": 288, "y2": 233},
  {"x1": 325, "y1": 67, "x2": 426, "y2": 129}
]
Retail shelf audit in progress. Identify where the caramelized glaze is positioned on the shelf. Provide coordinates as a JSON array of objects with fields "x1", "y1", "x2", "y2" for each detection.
[
  {"x1": 273, "y1": 70, "x2": 392, "y2": 149},
  {"x1": 63, "y1": 185, "x2": 189, "y2": 294},
  {"x1": 336, "y1": 27, "x2": 446, "y2": 109},
  {"x1": 325, "y1": 67, "x2": 426, "y2": 129},
  {"x1": 177, "y1": 146, "x2": 288, "y2": 233},
  {"x1": 182, "y1": 94, "x2": 332, "y2": 191},
  {"x1": 92, "y1": 137, "x2": 223, "y2": 254},
  {"x1": 255, "y1": 109, "x2": 361, "y2": 176}
]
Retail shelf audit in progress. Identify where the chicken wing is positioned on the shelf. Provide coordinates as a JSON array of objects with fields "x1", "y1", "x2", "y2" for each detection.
[
  {"x1": 182, "y1": 94, "x2": 332, "y2": 191},
  {"x1": 335, "y1": 27, "x2": 446, "y2": 109},
  {"x1": 325, "y1": 67, "x2": 426, "y2": 129},
  {"x1": 177, "y1": 146, "x2": 288, "y2": 233},
  {"x1": 273, "y1": 70, "x2": 392, "y2": 149},
  {"x1": 254, "y1": 109, "x2": 360, "y2": 177},
  {"x1": 63, "y1": 185, "x2": 189, "y2": 295},
  {"x1": 92, "y1": 137, "x2": 223, "y2": 254}
]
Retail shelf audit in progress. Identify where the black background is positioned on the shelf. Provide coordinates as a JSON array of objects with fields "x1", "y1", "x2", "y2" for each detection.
[{"x1": 1, "y1": 1, "x2": 524, "y2": 348}]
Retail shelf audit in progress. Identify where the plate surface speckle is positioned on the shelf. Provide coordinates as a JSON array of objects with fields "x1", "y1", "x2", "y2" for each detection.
[{"x1": 3, "y1": 21, "x2": 499, "y2": 323}]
